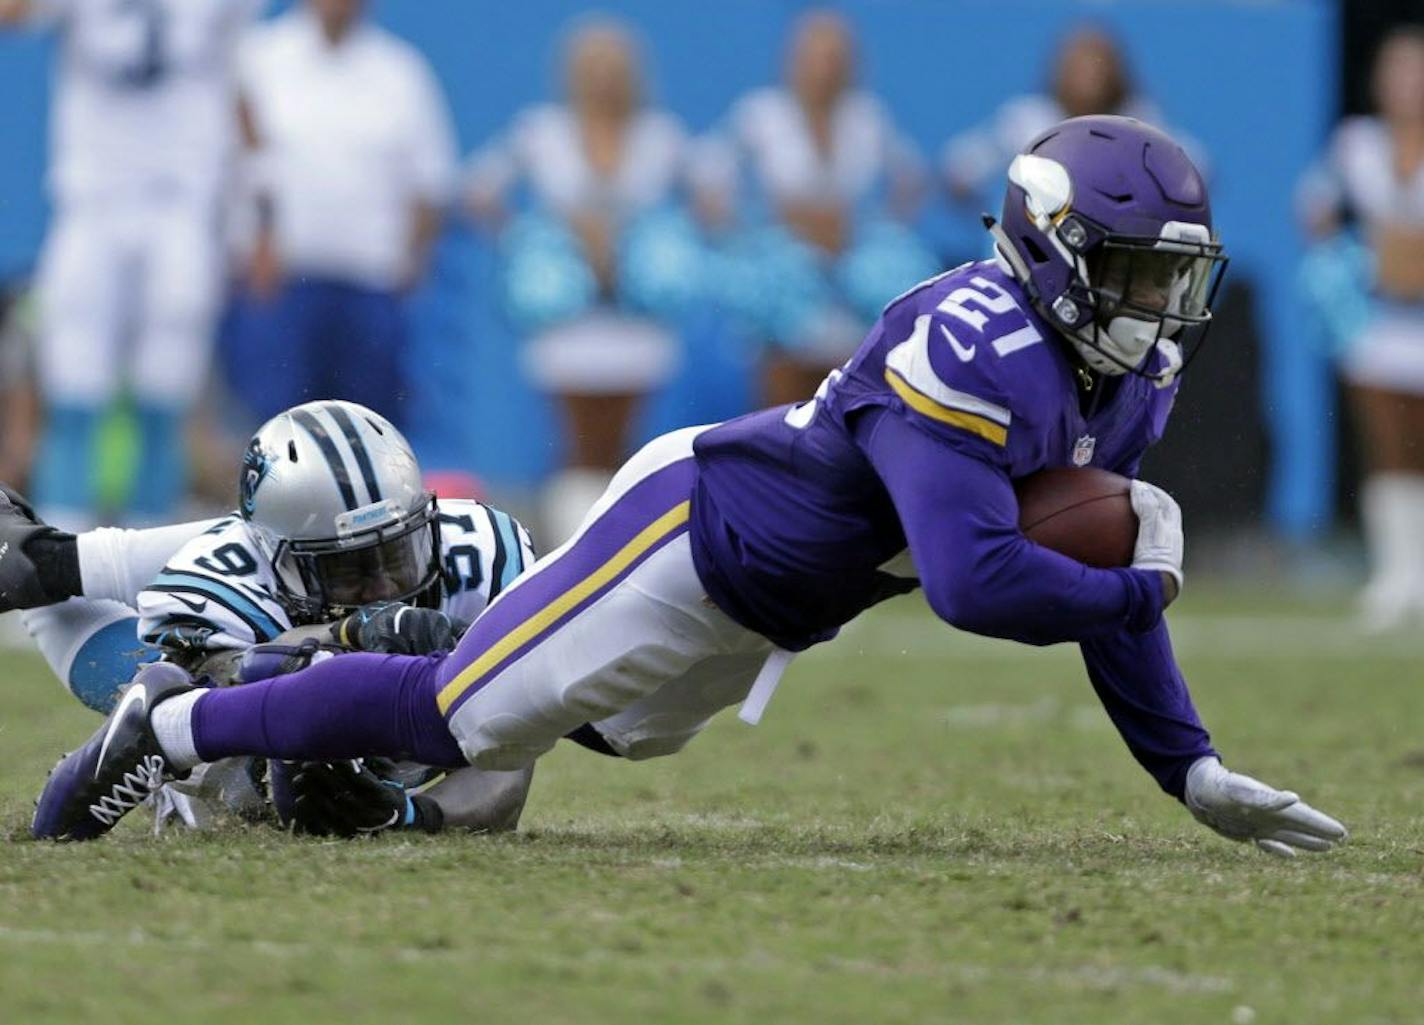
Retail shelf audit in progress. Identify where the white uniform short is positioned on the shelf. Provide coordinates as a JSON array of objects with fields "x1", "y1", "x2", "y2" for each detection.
[
  {"x1": 438, "y1": 426, "x2": 777, "y2": 768},
  {"x1": 1341, "y1": 304, "x2": 1424, "y2": 396},
  {"x1": 37, "y1": 184, "x2": 223, "y2": 408},
  {"x1": 522, "y1": 312, "x2": 679, "y2": 395},
  {"x1": 1298, "y1": 118, "x2": 1424, "y2": 396}
]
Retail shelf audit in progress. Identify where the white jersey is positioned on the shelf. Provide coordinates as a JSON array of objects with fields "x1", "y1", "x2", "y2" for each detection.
[
  {"x1": 135, "y1": 499, "x2": 535, "y2": 653},
  {"x1": 237, "y1": 8, "x2": 458, "y2": 288},
  {"x1": 465, "y1": 104, "x2": 691, "y2": 221},
  {"x1": 693, "y1": 87, "x2": 923, "y2": 210},
  {"x1": 1297, "y1": 116, "x2": 1424, "y2": 229},
  {"x1": 36, "y1": 0, "x2": 261, "y2": 203}
]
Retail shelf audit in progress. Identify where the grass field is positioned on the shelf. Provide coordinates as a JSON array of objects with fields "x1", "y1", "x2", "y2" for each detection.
[{"x1": 2, "y1": 588, "x2": 1423, "y2": 1024}]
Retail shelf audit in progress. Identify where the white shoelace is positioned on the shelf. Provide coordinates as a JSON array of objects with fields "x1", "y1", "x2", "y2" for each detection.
[{"x1": 89, "y1": 754, "x2": 166, "y2": 827}]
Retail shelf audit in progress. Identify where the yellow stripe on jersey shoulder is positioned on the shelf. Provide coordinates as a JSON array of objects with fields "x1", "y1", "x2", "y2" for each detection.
[{"x1": 885, "y1": 368, "x2": 1008, "y2": 446}]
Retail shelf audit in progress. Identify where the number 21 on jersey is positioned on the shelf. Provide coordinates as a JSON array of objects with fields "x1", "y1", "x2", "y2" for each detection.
[{"x1": 936, "y1": 276, "x2": 1042, "y2": 360}]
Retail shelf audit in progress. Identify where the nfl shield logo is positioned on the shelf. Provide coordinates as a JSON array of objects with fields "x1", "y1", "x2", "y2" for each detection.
[{"x1": 1072, "y1": 435, "x2": 1096, "y2": 467}]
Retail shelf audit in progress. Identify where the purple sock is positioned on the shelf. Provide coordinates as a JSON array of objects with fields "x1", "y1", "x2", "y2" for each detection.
[{"x1": 191, "y1": 652, "x2": 466, "y2": 768}]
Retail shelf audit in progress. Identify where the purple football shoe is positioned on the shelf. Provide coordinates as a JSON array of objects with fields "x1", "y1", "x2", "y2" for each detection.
[{"x1": 32, "y1": 661, "x2": 196, "y2": 841}]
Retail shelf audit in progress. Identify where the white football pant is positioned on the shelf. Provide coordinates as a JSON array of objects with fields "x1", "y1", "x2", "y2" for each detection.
[
  {"x1": 440, "y1": 426, "x2": 778, "y2": 768},
  {"x1": 37, "y1": 185, "x2": 222, "y2": 408}
]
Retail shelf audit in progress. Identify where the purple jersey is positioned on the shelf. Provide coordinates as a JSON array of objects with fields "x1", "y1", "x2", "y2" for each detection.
[
  {"x1": 691, "y1": 258, "x2": 1172, "y2": 645},
  {"x1": 690, "y1": 259, "x2": 1213, "y2": 797}
]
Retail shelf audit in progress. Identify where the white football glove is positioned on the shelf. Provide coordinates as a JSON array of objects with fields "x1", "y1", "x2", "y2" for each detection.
[
  {"x1": 1129, "y1": 480, "x2": 1184, "y2": 597},
  {"x1": 1184, "y1": 756, "x2": 1348, "y2": 858}
]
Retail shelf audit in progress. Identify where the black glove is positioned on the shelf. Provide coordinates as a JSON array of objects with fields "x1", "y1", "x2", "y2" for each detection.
[
  {"x1": 0, "y1": 486, "x2": 78, "y2": 610},
  {"x1": 290, "y1": 759, "x2": 443, "y2": 837},
  {"x1": 332, "y1": 601, "x2": 455, "y2": 655}
]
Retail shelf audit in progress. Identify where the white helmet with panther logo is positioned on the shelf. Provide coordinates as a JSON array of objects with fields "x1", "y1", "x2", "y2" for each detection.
[{"x1": 239, "y1": 400, "x2": 442, "y2": 624}]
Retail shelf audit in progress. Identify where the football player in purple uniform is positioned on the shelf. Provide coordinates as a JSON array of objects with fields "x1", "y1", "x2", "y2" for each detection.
[{"x1": 35, "y1": 116, "x2": 1347, "y2": 857}]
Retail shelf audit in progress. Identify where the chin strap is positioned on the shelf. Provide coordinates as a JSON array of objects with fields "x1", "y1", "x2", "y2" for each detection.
[
  {"x1": 1153, "y1": 338, "x2": 1183, "y2": 390},
  {"x1": 985, "y1": 214, "x2": 1186, "y2": 391}
]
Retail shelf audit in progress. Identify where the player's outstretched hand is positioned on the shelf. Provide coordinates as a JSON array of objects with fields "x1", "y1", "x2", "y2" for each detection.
[
  {"x1": 1129, "y1": 480, "x2": 1183, "y2": 605},
  {"x1": 1184, "y1": 756, "x2": 1347, "y2": 858},
  {"x1": 290, "y1": 760, "x2": 429, "y2": 837},
  {"x1": 333, "y1": 601, "x2": 455, "y2": 655}
]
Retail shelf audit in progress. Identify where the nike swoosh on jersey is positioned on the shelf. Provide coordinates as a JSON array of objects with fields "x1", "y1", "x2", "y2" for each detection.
[
  {"x1": 939, "y1": 323, "x2": 976, "y2": 362},
  {"x1": 95, "y1": 684, "x2": 147, "y2": 780},
  {"x1": 168, "y1": 593, "x2": 208, "y2": 615},
  {"x1": 885, "y1": 316, "x2": 1012, "y2": 426}
]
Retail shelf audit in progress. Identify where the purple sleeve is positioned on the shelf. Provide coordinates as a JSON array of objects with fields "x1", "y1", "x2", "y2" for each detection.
[
  {"x1": 855, "y1": 407, "x2": 1165, "y2": 644},
  {"x1": 856, "y1": 408, "x2": 1214, "y2": 799},
  {"x1": 1080, "y1": 624, "x2": 1216, "y2": 799}
]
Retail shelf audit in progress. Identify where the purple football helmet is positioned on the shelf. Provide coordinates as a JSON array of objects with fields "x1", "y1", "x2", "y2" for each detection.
[{"x1": 989, "y1": 115, "x2": 1228, "y2": 386}]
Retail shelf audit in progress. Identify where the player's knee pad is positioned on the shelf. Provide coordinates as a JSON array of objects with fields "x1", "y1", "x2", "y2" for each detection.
[
  {"x1": 596, "y1": 720, "x2": 701, "y2": 761},
  {"x1": 618, "y1": 735, "x2": 696, "y2": 761}
]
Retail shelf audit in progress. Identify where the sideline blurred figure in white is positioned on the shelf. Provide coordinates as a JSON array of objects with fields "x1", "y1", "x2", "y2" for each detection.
[
  {"x1": 1297, "y1": 26, "x2": 1424, "y2": 630},
  {"x1": 465, "y1": 19, "x2": 703, "y2": 543},
  {"x1": 0, "y1": 0, "x2": 263, "y2": 530},
  {"x1": 942, "y1": 25, "x2": 1204, "y2": 209},
  {"x1": 694, "y1": 10, "x2": 933, "y2": 408},
  {"x1": 228, "y1": 0, "x2": 456, "y2": 429}
]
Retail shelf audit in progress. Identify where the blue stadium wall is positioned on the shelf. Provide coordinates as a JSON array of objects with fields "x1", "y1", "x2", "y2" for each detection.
[{"x1": 0, "y1": 0, "x2": 1337, "y2": 537}]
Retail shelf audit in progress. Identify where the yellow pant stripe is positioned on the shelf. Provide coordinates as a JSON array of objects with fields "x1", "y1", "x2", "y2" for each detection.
[{"x1": 435, "y1": 500, "x2": 692, "y2": 714}]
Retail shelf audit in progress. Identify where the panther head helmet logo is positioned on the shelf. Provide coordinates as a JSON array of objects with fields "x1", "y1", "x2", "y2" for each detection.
[{"x1": 240, "y1": 439, "x2": 273, "y2": 517}]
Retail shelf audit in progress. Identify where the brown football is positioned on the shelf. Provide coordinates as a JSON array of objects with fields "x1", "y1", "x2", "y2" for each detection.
[{"x1": 1014, "y1": 467, "x2": 1137, "y2": 569}]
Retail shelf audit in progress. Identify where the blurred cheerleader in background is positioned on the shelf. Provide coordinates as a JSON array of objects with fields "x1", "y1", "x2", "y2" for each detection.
[
  {"x1": 1298, "y1": 26, "x2": 1424, "y2": 630},
  {"x1": 465, "y1": 18, "x2": 705, "y2": 543},
  {"x1": 692, "y1": 10, "x2": 936, "y2": 407},
  {"x1": 939, "y1": 25, "x2": 1197, "y2": 209}
]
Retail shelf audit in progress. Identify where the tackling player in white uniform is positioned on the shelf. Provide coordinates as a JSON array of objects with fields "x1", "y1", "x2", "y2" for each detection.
[
  {"x1": 0, "y1": 0, "x2": 261, "y2": 528},
  {"x1": 138, "y1": 401, "x2": 531, "y2": 658},
  {"x1": 3, "y1": 400, "x2": 538, "y2": 834}
]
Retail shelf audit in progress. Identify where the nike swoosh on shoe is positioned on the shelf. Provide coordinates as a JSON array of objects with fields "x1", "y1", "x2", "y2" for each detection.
[{"x1": 94, "y1": 684, "x2": 147, "y2": 780}]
